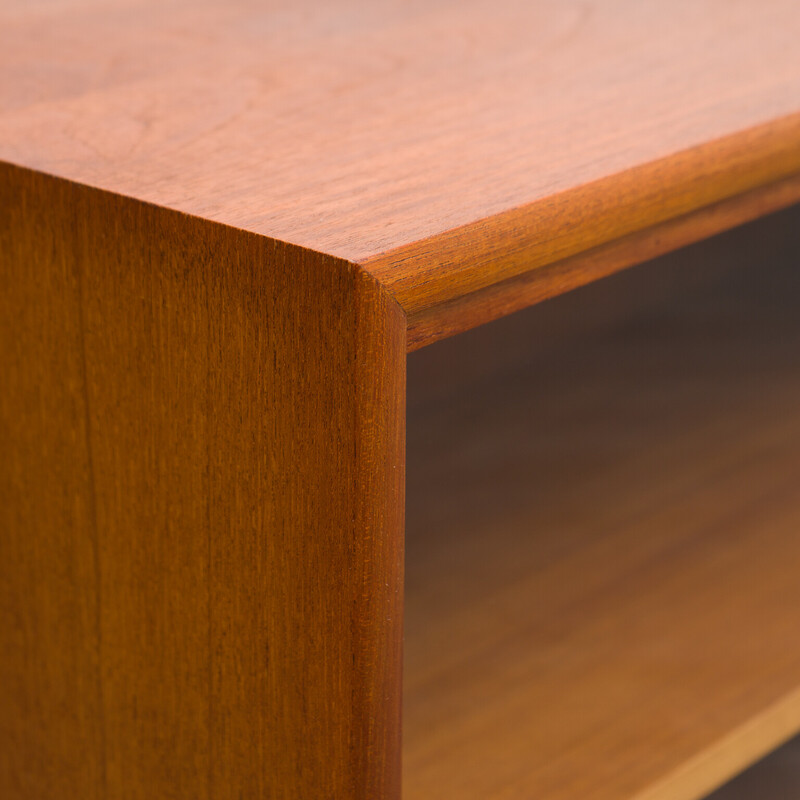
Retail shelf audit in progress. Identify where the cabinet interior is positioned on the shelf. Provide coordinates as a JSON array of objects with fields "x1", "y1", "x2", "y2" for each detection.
[{"x1": 404, "y1": 205, "x2": 800, "y2": 800}]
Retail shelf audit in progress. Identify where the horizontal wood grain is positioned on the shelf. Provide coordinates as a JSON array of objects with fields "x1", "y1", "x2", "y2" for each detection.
[
  {"x1": 707, "y1": 735, "x2": 800, "y2": 799},
  {"x1": 372, "y1": 113, "x2": 800, "y2": 320},
  {"x1": 405, "y1": 172, "x2": 800, "y2": 349},
  {"x1": 405, "y1": 207, "x2": 800, "y2": 800},
  {"x1": 2, "y1": 0, "x2": 800, "y2": 343}
]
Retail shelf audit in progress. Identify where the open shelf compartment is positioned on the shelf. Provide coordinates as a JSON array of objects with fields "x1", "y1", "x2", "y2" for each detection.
[{"x1": 404, "y1": 206, "x2": 800, "y2": 800}]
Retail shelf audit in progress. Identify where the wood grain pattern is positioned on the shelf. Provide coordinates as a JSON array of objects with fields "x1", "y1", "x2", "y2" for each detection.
[
  {"x1": 405, "y1": 207, "x2": 800, "y2": 800},
  {"x1": 405, "y1": 165, "x2": 800, "y2": 349},
  {"x1": 408, "y1": 177, "x2": 800, "y2": 351},
  {"x1": 0, "y1": 162, "x2": 405, "y2": 800},
  {"x1": 707, "y1": 735, "x2": 800, "y2": 799},
  {"x1": 4, "y1": 3, "x2": 800, "y2": 797},
  {"x1": 2, "y1": 0, "x2": 800, "y2": 346},
  {"x1": 372, "y1": 113, "x2": 800, "y2": 321}
]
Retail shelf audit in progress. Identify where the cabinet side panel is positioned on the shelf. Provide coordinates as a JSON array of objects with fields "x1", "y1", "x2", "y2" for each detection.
[
  {"x1": 0, "y1": 163, "x2": 104, "y2": 800},
  {"x1": 205, "y1": 227, "x2": 405, "y2": 799},
  {"x1": 0, "y1": 163, "x2": 405, "y2": 800},
  {"x1": 75, "y1": 178, "x2": 213, "y2": 798}
]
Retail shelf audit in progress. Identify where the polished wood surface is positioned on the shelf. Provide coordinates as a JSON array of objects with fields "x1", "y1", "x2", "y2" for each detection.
[
  {"x1": 2, "y1": 0, "x2": 800, "y2": 346},
  {"x1": 0, "y1": 162, "x2": 405, "y2": 800},
  {"x1": 708, "y1": 735, "x2": 800, "y2": 799},
  {"x1": 4, "y1": 3, "x2": 800, "y2": 797},
  {"x1": 405, "y1": 172, "x2": 800, "y2": 349},
  {"x1": 405, "y1": 207, "x2": 800, "y2": 800}
]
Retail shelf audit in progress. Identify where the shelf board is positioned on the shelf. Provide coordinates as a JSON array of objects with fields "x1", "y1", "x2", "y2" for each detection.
[
  {"x1": 3, "y1": 1, "x2": 800, "y2": 345},
  {"x1": 708, "y1": 734, "x2": 800, "y2": 798},
  {"x1": 405, "y1": 208, "x2": 800, "y2": 800}
]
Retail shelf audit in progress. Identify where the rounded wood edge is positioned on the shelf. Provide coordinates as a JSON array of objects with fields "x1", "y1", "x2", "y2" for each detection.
[
  {"x1": 403, "y1": 170, "x2": 800, "y2": 351},
  {"x1": 631, "y1": 686, "x2": 800, "y2": 800},
  {"x1": 363, "y1": 112, "x2": 800, "y2": 329}
]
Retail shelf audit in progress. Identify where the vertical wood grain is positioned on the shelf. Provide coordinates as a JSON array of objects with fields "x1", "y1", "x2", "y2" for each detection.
[
  {"x1": 0, "y1": 164, "x2": 104, "y2": 800},
  {"x1": 0, "y1": 163, "x2": 405, "y2": 800}
]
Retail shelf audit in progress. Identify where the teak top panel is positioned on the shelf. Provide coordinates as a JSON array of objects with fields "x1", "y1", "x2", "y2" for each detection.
[{"x1": 2, "y1": 0, "x2": 800, "y2": 320}]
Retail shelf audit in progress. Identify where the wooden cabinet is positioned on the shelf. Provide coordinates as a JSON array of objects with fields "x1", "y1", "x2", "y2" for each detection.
[{"x1": 2, "y1": 2, "x2": 800, "y2": 798}]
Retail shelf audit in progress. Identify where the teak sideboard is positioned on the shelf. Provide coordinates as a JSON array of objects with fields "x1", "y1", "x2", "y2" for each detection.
[{"x1": 2, "y1": 1, "x2": 800, "y2": 798}]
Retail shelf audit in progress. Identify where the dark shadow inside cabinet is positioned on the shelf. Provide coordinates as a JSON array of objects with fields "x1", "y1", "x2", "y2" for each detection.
[{"x1": 404, "y1": 205, "x2": 800, "y2": 800}]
